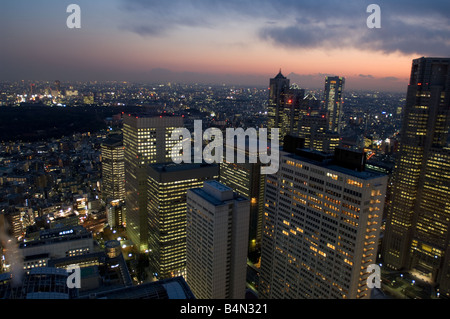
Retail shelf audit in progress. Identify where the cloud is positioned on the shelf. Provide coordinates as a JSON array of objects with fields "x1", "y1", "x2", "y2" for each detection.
[
  {"x1": 118, "y1": 0, "x2": 255, "y2": 36},
  {"x1": 119, "y1": 0, "x2": 450, "y2": 56},
  {"x1": 126, "y1": 24, "x2": 168, "y2": 37},
  {"x1": 380, "y1": 76, "x2": 399, "y2": 81},
  {"x1": 258, "y1": 1, "x2": 450, "y2": 56}
]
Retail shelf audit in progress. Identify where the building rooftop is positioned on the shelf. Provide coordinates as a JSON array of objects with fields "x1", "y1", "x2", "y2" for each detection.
[
  {"x1": 101, "y1": 135, "x2": 123, "y2": 147},
  {"x1": 20, "y1": 225, "x2": 92, "y2": 249},
  {"x1": 80, "y1": 276, "x2": 195, "y2": 299},
  {"x1": 147, "y1": 162, "x2": 219, "y2": 184},
  {"x1": 189, "y1": 182, "x2": 249, "y2": 207},
  {"x1": 150, "y1": 162, "x2": 214, "y2": 173},
  {"x1": 204, "y1": 180, "x2": 233, "y2": 192},
  {"x1": 285, "y1": 149, "x2": 387, "y2": 181}
]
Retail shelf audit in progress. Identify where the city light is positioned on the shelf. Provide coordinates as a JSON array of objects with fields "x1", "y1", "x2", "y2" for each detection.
[{"x1": 0, "y1": 1, "x2": 447, "y2": 310}]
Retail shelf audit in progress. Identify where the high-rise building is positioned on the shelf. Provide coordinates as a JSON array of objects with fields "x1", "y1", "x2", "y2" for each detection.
[
  {"x1": 147, "y1": 162, "x2": 219, "y2": 279},
  {"x1": 101, "y1": 135, "x2": 125, "y2": 202},
  {"x1": 0, "y1": 208, "x2": 23, "y2": 242},
  {"x1": 259, "y1": 145, "x2": 388, "y2": 299},
  {"x1": 123, "y1": 114, "x2": 184, "y2": 252},
  {"x1": 267, "y1": 71, "x2": 306, "y2": 141},
  {"x1": 298, "y1": 113, "x2": 340, "y2": 154},
  {"x1": 186, "y1": 181, "x2": 250, "y2": 299},
  {"x1": 302, "y1": 93, "x2": 321, "y2": 115},
  {"x1": 382, "y1": 57, "x2": 450, "y2": 296},
  {"x1": 324, "y1": 76, "x2": 345, "y2": 134},
  {"x1": 106, "y1": 200, "x2": 126, "y2": 229},
  {"x1": 219, "y1": 144, "x2": 266, "y2": 256}
]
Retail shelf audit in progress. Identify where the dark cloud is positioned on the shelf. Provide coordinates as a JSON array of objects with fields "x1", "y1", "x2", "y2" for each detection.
[
  {"x1": 118, "y1": 0, "x2": 265, "y2": 36},
  {"x1": 259, "y1": 1, "x2": 450, "y2": 56},
  {"x1": 120, "y1": 0, "x2": 450, "y2": 56},
  {"x1": 127, "y1": 24, "x2": 168, "y2": 37}
]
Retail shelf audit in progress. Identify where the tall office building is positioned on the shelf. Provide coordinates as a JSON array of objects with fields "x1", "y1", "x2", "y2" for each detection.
[
  {"x1": 298, "y1": 113, "x2": 340, "y2": 154},
  {"x1": 267, "y1": 71, "x2": 306, "y2": 141},
  {"x1": 0, "y1": 209, "x2": 23, "y2": 242},
  {"x1": 259, "y1": 145, "x2": 388, "y2": 299},
  {"x1": 101, "y1": 135, "x2": 125, "y2": 202},
  {"x1": 106, "y1": 200, "x2": 126, "y2": 229},
  {"x1": 302, "y1": 93, "x2": 321, "y2": 115},
  {"x1": 324, "y1": 76, "x2": 345, "y2": 134},
  {"x1": 123, "y1": 114, "x2": 184, "y2": 252},
  {"x1": 147, "y1": 163, "x2": 219, "y2": 279},
  {"x1": 220, "y1": 144, "x2": 266, "y2": 255},
  {"x1": 382, "y1": 57, "x2": 450, "y2": 296},
  {"x1": 186, "y1": 181, "x2": 250, "y2": 299}
]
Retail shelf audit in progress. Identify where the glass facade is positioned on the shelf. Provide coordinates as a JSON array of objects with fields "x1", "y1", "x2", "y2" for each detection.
[
  {"x1": 147, "y1": 163, "x2": 219, "y2": 279},
  {"x1": 382, "y1": 58, "x2": 450, "y2": 296}
]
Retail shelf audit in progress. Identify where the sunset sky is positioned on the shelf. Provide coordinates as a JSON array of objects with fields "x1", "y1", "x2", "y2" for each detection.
[{"x1": 1, "y1": 0, "x2": 449, "y2": 91}]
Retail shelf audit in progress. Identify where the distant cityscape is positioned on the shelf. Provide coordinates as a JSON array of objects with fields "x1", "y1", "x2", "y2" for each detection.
[{"x1": 0, "y1": 57, "x2": 449, "y2": 301}]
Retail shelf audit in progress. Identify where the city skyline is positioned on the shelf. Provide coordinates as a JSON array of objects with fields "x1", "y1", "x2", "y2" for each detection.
[
  {"x1": 0, "y1": 56, "x2": 448, "y2": 302},
  {"x1": 2, "y1": 1, "x2": 450, "y2": 91},
  {"x1": 1, "y1": 0, "x2": 450, "y2": 306}
]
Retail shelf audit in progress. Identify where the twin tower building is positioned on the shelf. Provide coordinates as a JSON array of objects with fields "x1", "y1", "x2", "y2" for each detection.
[{"x1": 101, "y1": 57, "x2": 450, "y2": 299}]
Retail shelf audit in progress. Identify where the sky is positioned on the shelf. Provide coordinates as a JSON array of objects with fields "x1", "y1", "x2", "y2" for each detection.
[{"x1": 1, "y1": 0, "x2": 449, "y2": 91}]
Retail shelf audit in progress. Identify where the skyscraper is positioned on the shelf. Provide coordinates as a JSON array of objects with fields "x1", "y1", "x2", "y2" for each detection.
[
  {"x1": 219, "y1": 143, "x2": 266, "y2": 256},
  {"x1": 0, "y1": 208, "x2": 23, "y2": 242},
  {"x1": 186, "y1": 181, "x2": 250, "y2": 299},
  {"x1": 382, "y1": 57, "x2": 450, "y2": 296},
  {"x1": 101, "y1": 135, "x2": 125, "y2": 202},
  {"x1": 106, "y1": 200, "x2": 126, "y2": 229},
  {"x1": 298, "y1": 113, "x2": 340, "y2": 154},
  {"x1": 147, "y1": 162, "x2": 219, "y2": 279},
  {"x1": 259, "y1": 145, "x2": 388, "y2": 299},
  {"x1": 324, "y1": 76, "x2": 345, "y2": 134},
  {"x1": 123, "y1": 114, "x2": 184, "y2": 252},
  {"x1": 267, "y1": 71, "x2": 305, "y2": 141}
]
